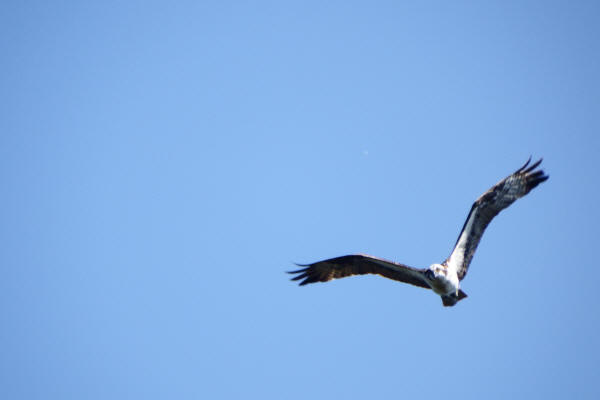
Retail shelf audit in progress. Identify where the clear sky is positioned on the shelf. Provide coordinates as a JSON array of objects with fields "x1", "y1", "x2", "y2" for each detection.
[{"x1": 2, "y1": 1, "x2": 599, "y2": 399}]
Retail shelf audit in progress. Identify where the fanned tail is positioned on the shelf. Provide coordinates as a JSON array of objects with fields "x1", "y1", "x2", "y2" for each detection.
[{"x1": 441, "y1": 290, "x2": 468, "y2": 307}]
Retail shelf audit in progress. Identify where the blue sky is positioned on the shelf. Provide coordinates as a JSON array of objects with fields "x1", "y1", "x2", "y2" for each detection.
[{"x1": 1, "y1": 1, "x2": 599, "y2": 399}]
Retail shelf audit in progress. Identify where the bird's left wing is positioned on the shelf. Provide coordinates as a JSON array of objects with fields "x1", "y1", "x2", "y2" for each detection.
[
  {"x1": 288, "y1": 254, "x2": 430, "y2": 289},
  {"x1": 446, "y1": 158, "x2": 549, "y2": 281}
]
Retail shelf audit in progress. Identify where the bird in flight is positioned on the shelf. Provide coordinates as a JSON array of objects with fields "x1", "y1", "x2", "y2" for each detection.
[{"x1": 288, "y1": 158, "x2": 548, "y2": 306}]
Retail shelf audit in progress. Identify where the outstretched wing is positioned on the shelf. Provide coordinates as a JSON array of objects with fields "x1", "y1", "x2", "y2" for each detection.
[
  {"x1": 446, "y1": 157, "x2": 549, "y2": 280},
  {"x1": 288, "y1": 254, "x2": 430, "y2": 289}
]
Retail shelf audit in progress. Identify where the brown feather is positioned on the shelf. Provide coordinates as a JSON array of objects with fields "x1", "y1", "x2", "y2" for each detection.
[
  {"x1": 288, "y1": 254, "x2": 430, "y2": 289},
  {"x1": 446, "y1": 158, "x2": 549, "y2": 280}
]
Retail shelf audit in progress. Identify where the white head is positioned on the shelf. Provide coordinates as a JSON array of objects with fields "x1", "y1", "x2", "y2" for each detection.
[
  {"x1": 425, "y1": 263, "x2": 460, "y2": 296},
  {"x1": 427, "y1": 263, "x2": 446, "y2": 278}
]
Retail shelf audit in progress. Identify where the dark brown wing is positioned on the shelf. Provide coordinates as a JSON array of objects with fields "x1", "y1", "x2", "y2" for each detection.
[
  {"x1": 288, "y1": 254, "x2": 430, "y2": 289},
  {"x1": 446, "y1": 157, "x2": 549, "y2": 280}
]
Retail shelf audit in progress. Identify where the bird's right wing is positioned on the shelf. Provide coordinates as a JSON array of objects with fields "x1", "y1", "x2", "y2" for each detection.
[
  {"x1": 446, "y1": 158, "x2": 549, "y2": 280},
  {"x1": 288, "y1": 254, "x2": 430, "y2": 289}
]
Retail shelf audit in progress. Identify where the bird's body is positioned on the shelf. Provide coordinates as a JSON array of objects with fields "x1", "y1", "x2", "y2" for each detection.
[
  {"x1": 425, "y1": 263, "x2": 459, "y2": 296},
  {"x1": 289, "y1": 158, "x2": 548, "y2": 307}
]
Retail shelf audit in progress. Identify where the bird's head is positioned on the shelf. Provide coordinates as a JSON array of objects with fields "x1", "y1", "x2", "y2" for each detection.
[{"x1": 426, "y1": 263, "x2": 446, "y2": 278}]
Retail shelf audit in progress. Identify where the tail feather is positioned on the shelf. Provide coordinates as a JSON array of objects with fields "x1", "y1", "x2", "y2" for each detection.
[{"x1": 441, "y1": 290, "x2": 468, "y2": 307}]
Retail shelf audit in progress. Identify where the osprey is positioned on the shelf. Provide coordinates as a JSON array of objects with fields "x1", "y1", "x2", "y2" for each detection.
[{"x1": 289, "y1": 158, "x2": 548, "y2": 306}]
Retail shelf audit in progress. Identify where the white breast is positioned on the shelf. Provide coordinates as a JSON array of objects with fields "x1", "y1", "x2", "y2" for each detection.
[{"x1": 427, "y1": 266, "x2": 460, "y2": 296}]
